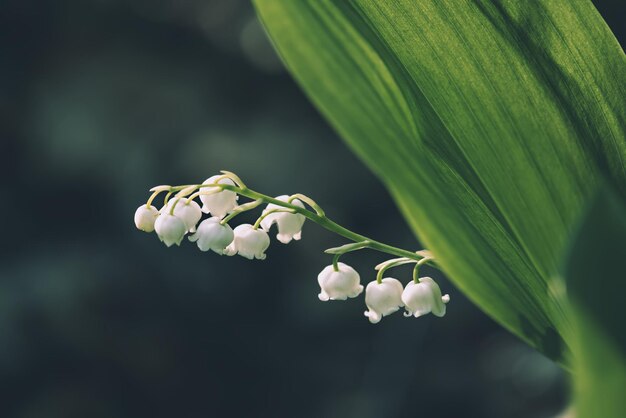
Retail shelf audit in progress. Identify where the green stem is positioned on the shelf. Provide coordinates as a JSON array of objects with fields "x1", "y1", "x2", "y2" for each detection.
[
  {"x1": 413, "y1": 256, "x2": 432, "y2": 283},
  {"x1": 219, "y1": 185, "x2": 435, "y2": 266},
  {"x1": 187, "y1": 188, "x2": 220, "y2": 202},
  {"x1": 220, "y1": 199, "x2": 264, "y2": 225},
  {"x1": 220, "y1": 170, "x2": 246, "y2": 188},
  {"x1": 325, "y1": 241, "x2": 371, "y2": 254},
  {"x1": 326, "y1": 241, "x2": 370, "y2": 271},
  {"x1": 332, "y1": 253, "x2": 341, "y2": 272},
  {"x1": 159, "y1": 182, "x2": 437, "y2": 269},
  {"x1": 169, "y1": 197, "x2": 180, "y2": 215},
  {"x1": 288, "y1": 193, "x2": 325, "y2": 217},
  {"x1": 376, "y1": 258, "x2": 417, "y2": 284},
  {"x1": 146, "y1": 189, "x2": 164, "y2": 209},
  {"x1": 163, "y1": 191, "x2": 173, "y2": 206}
]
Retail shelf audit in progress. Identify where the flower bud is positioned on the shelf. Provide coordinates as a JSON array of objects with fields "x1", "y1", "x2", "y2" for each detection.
[
  {"x1": 401, "y1": 277, "x2": 450, "y2": 318},
  {"x1": 224, "y1": 224, "x2": 270, "y2": 260},
  {"x1": 200, "y1": 175, "x2": 238, "y2": 219},
  {"x1": 317, "y1": 262, "x2": 363, "y2": 301},
  {"x1": 134, "y1": 204, "x2": 159, "y2": 232},
  {"x1": 162, "y1": 199, "x2": 202, "y2": 232},
  {"x1": 260, "y1": 195, "x2": 305, "y2": 244},
  {"x1": 364, "y1": 278, "x2": 404, "y2": 323},
  {"x1": 154, "y1": 213, "x2": 187, "y2": 247},
  {"x1": 189, "y1": 217, "x2": 234, "y2": 254}
]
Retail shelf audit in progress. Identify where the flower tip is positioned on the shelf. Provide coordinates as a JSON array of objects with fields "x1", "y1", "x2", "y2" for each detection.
[
  {"x1": 318, "y1": 291, "x2": 330, "y2": 302},
  {"x1": 276, "y1": 234, "x2": 292, "y2": 244},
  {"x1": 354, "y1": 285, "x2": 364, "y2": 297},
  {"x1": 442, "y1": 294, "x2": 450, "y2": 304},
  {"x1": 154, "y1": 213, "x2": 187, "y2": 247},
  {"x1": 403, "y1": 310, "x2": 423, "y2": 318},
  {"x1": 364, "y1": 311, "x2": 382, "y2": 324}
]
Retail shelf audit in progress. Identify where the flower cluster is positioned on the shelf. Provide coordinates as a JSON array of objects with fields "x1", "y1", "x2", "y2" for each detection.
[
  {"x1": 134, "y1": 171, "x2": 450, "y2": 324},
  {"x1": 318, "y1": 261, "x2": 450, "y2": 324},
  {"x1": 134, "y1": 174, "x2": 303, "y2": 261}
]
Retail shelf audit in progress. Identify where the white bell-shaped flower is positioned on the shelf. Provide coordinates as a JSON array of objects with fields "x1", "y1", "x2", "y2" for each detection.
[
  {"x1": 401, "y1": 277, "x2": 450, "y2": 318},
  {"x1": 223, "y1": 224, "x2": 270, "y2": 260},
  {"x1": 363, "y1": 278, "x2": 404, "y2": 323},
  {"x1": 161, "y1": 199, "x2": 202, "y2": 232},
  {"x1": 199, "y1": 175, "x2": 239, "y2": 219},
  {"x1": 317, "y1": 262, "x2": 363, "y2": 301},
  {"x1": 189, "y1": 217, "x2": 234, "y2": 254},
  {"x1": 154, "y1": 213, "x2": 187, "y2": 247},
  {"x1": 134, "y1": 204, "x2": 159, "y2": 232},
  {"x1": 259, "y1": 195, "x2": 305, "y2": 244}
]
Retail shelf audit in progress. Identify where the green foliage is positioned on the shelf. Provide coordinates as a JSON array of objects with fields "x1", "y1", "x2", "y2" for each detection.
[
  {"x1": 254, "y1": 0, "x2": 626, "y2": 365},
  {"x1": 564, "y1": 185, "x2": 626, "y2": 417}
]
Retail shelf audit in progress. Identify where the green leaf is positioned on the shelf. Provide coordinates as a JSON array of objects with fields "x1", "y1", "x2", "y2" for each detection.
[
  {"x1": 564, "y1": 185, "x2": 626, "y2": 416},
  {"x1": 571, "y1": 317, "x2": 626, "y2": 417},
  {"x1": 254, "y1": 0, "x2": 626, "y2": 362}
]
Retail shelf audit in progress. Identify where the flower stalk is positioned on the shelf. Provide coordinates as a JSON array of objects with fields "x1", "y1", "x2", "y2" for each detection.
[
  {"x1": 134, "y1": 171, "x2": 448, "y2": 324},
  {"x1": 153, "y1": 179, "x2": 433, "y2": 264}
]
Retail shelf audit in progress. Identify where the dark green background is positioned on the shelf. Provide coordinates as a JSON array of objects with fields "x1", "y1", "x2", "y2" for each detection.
[{"x1": 1, "y1": 1, "x2": 622, "y2": 417}]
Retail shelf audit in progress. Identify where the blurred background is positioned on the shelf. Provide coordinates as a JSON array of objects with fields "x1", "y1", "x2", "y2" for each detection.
[{"x1": 1, "y1": 1, "x2": 623, "y2": 417}]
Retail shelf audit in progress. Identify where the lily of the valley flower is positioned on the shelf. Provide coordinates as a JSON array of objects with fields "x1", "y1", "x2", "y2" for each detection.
[
  {"x1": 200, "y1": 175, "x2": 239, "y2": 219},
  {"x1": 224, "y1": 224, "x2": 270, "y2": 260},
  {"x1": 134, "y1": 204, "x2": 159, "y2": 232},
  {"x1": 154, "y1": 213, "x2": 187, "y2": 247},
  {"x1": 260, "y1": 195, "x2": 305, "y2": 244},
  {"x1": 162, "y1": 199, "x2": 202, "y2": 232},
  {"x1": 317, "y1": 262, "x2": 363, "y2": 301},
  {"x1": 189, "y1": 217, "x2": 234, "y2": 254},
  {"x1": 364, "y1": 278, "x2": 404, "y2": 323},
  {"x1": 402, "y1": 277, "x2": 450, "y2": 318}
]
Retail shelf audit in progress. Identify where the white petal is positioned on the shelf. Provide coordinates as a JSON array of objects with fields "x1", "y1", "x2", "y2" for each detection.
[
  {"x1": 259, "y1": 211, "x2": 279, "y2": 231},
  {"x1": 419, "y1": 277, "x2": 447, "y2": 317},
  {"x1": 260, "y1": 196, "x2": 305, "y2": 244},
  {"x1": 317, "y1": 262, "x2": 362, "y2": 301},
  {"x1": 276, "y1": 233, "x2": 295, "y2": 244},
  {"x1": 318, "y1": 290, "x2": 330, "y2": 302},
  {"x1": 173, "y1": 199, "x2": 202, "y2": 232},
  {"x1": 401, "y1": 277, "x2": 448, "y2": 318},
  {"x1": 364, "y1": 310, "x2": 382, "y2": 324},
  {"x1": 154, "y1": 214, "x2": 187, "y2": 247},
  {"x1": 189, "y1": 217, "x2": 234, "y2": 253},
  {"x1": 134, "y1": 204, "x2": 159, "y2": 232},
  {"x1": 199, "y1": 175, "x2": 238, "y2": 218},
  {"x1": 223, "y1": 242, "x2": 237, "y2": 256},
  {"x1": 363, "y1": 277, "x2": 404, "y2": 323},
  {"x1": 228, "y1": 224, "x2": 270, "y2": 260}
]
